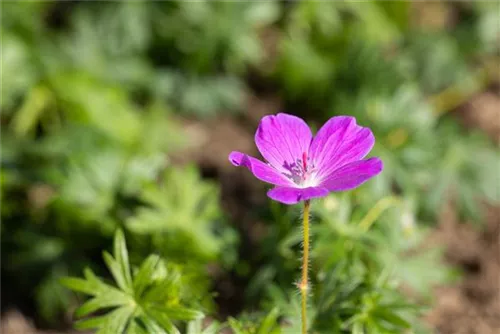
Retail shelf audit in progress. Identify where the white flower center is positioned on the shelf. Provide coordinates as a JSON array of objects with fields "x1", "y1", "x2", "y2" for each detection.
[{"x1": 282, "y1": 152, "x2": 319, "y2": 188}]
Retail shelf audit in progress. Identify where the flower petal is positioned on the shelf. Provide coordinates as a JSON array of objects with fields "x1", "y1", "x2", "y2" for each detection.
[
  {"x1": 310, "y1": 116, "x2": 375, "y2": 180},
  {"x1": 255, "y1": 113, "x2": 312, "y2": 172},
  {"x1": 229, "y1": 151, "x2": 294, "y2": 187},
  {"x1": 319, "y1": 157, "x2": 383, "y2": 192},
  {"x1": 267, "y1": 186, "x2": 329, "y2": 205}
]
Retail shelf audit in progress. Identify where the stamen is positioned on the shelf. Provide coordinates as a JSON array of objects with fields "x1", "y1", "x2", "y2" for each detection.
[{"x1": 282, "y1": 153, "x2": 316, "y2": 186}]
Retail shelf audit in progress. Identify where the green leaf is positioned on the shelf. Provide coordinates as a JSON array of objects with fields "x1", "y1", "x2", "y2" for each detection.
[
  {"x1": 186, "y1": 319, "x2": 204, "y2": 334},
  {"x1": 133, "y1": 254, "x2": 161, "y2": 297},
  {"x1": 84, "y1": 268, "x2": 106, "y2": 289},
  {"x1": 378, "y1": 1, "x2": 410, "y2": 31},
  {"x1": 98, "y1": 305, "x2": 135, "y2": 334},
  {"x1": 74, "y1": 315, "x2": 109, "y2": 330},
  {"x1": 75, "y1": 288, "x2": 132, "y2": 318},
  {"x1": 256, "y1": 307, "x2": 280, "y2": 334},
  {"x1": 11, "y1": 85, "x2": 52, "y2": 137},
  {"x1": 60, "y1": 276, "x2": 98, "y2": 295},
  {"x1": 126, "y1": 319, "x2": 150, "y2": 334},
  {"x1": 1, "y1": 32, "x2": 37, "y2": 110},
  {"x1": 50, "y1": 73, "x2": 142, "y2": 146},
  {"x1": 151, "y1": 305, "x2": 204, "y2": 321},
  {"x1": 74, "y1": 306, "x2": 134, "y2": 332},
  {"x1": 146, "y1": 308, "x2": 180, "y2": 334},
  {"x1": 352, "y1": 321, "x2": 364, "y2": 334},
  {"x1": 142, "y1": 270, "x2": 180, "y2": 304},
  {"x1": 61, "y1": 230, "x2": 203, "y2": 334},
  {"x1": 372, "y1": 308, "x2": 411, "y2": 329},
  {"x1": 227, "y1": 317, "x2": 245, "y2": 334},
  {"x1": 125, "y1": 166, "x2": 229, "y2": 264},
  {"x1": 103, "y1": 251, "x2": 132, "y2": 294},
  {"x1": 199, "y1": 322, "x2": 221, "y2": 334},
  {"x1": 136, "y1": 315, "x2": 169, "y2": 334},
  {"x1": 113, "y1": 229, "x2": 133, "y2": 292}
]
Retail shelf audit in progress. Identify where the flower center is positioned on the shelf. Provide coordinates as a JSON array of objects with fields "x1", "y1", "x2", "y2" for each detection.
[{"x1": 282, "y1": 152, "x2": 317, "y2": 187}]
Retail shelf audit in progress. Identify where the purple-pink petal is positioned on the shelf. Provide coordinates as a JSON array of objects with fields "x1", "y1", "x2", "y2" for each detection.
[
  {"x1": 267, "y1": 186, "x2": 329, "y2": 205},
  {"x1": 228, "y1": 113, "x2": 383, "y2": 205},
  {"x1": 255, "y1": 113, "x2": 312, "y2": 173},
  {"x1": 229, "y1": 151, "x2": 294, "y2": 187},
  {"x1": 318, "y1": 157, "x2": 383, "y2": 192},
  {"x1": 310, "y1": 116, "x2": 375, "y2": 180}
]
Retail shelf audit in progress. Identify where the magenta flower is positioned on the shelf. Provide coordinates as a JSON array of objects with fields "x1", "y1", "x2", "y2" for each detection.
[{"x1": 229, "y1": 113, "x2": 383, "y2": 204}]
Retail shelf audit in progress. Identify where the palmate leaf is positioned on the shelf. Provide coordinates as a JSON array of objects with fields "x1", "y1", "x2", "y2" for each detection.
[
  {"x1": 226, "y1": 308, "x2": 282, "y2": 334},
  {"x1": 126, "y1": 166, "x2": 232, "y2": 264},
  {"x1": 61, "y1": 230, "x2": 204, "y2": 333}
]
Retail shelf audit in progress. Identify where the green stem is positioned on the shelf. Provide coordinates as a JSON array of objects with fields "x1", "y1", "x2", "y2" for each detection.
[
  {"x1": 358, "y1": 196, "x2": 401, "y2": 232},
  {"x1": 300, "y1": 200, "x2": 310, "y2": 334},
  {"x1": 430, "y1": 57, "x2": 498, "y2": 115}
]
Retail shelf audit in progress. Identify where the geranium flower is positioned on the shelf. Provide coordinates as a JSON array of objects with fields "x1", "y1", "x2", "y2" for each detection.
[{"x1": 229, "y1": 113, "x2": 383, "y2": 204}]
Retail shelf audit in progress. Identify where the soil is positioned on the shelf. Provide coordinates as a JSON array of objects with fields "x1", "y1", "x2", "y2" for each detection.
[
  {"x1": 0, "y1": 310, "x2": 88, "y2": 334},
  {"x1": 457, "y1": 88, "x2": 500, "y2": 144},
  {"x1": 426, "y1": 86, "x2": 500, "y2": 334},
  {"x1": 425, "y1": 204, "x2": 500, "y2": 334}
]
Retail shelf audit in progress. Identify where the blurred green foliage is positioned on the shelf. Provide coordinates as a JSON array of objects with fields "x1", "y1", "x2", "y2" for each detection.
[{"x1": 1, "y1": 1, "x2": 498, "y2": 333}]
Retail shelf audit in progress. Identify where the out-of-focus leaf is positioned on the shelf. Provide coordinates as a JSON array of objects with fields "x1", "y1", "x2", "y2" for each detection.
[
  {"x1": 276, "y1": 37, "x2": 335, "y2": 100},
  {"x1": 1, "y1": 33, "x2": 38, "y2": 110},
  {"x1": 126, "y1": 166, "x2": 232, "y2": 263},
  {"x1": 11, "y1": 85, "x2": 53, "y2": 137},
  {"x1": 256, "y1": 307, "x2": 280, "y2": 334},
  {"x1": 50, "y1": 73, "x2": 142, "y2": 145}
]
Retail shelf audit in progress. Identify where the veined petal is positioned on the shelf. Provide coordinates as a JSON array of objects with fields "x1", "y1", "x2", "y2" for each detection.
[
  {"x1": 319, "y1": 158, "x2": 383, "y2": 192},
  {"x1": 255, "y1": 113, "x2": 312, "y2": 172},
  {"x1": 229, "y1": 151, "x2": 294, "y2": 187},
  {"x1": 267, "y1": 186, "x2": 329, "y2": 205},
  {"x1": 310, "y1": 116, "x2": 374, "y2": 180}
]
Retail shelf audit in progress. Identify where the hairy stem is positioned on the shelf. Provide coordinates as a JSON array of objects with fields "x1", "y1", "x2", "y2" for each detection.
[{"x1": 300, "y1": 200, "x2": 311, "y2": 334}]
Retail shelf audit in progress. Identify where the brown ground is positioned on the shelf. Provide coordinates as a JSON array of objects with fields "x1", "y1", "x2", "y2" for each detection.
[
  {"x1": 425, "y1": 204, "x2": 500, "y2": 334},
  {"x1": 425, "y1": 88, "x2": 500, "y2": 334},
  {"x1": 0, "y1": 310, "x2": 88, "y2": 334},
  {"x1": 457, "y1": 88, "x2": 500, "y2": 144}
]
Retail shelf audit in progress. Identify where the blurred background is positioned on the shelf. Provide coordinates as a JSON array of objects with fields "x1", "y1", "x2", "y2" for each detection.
[{"x1": 1, "y1": 1, "x2": 499, "y2": 333}]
